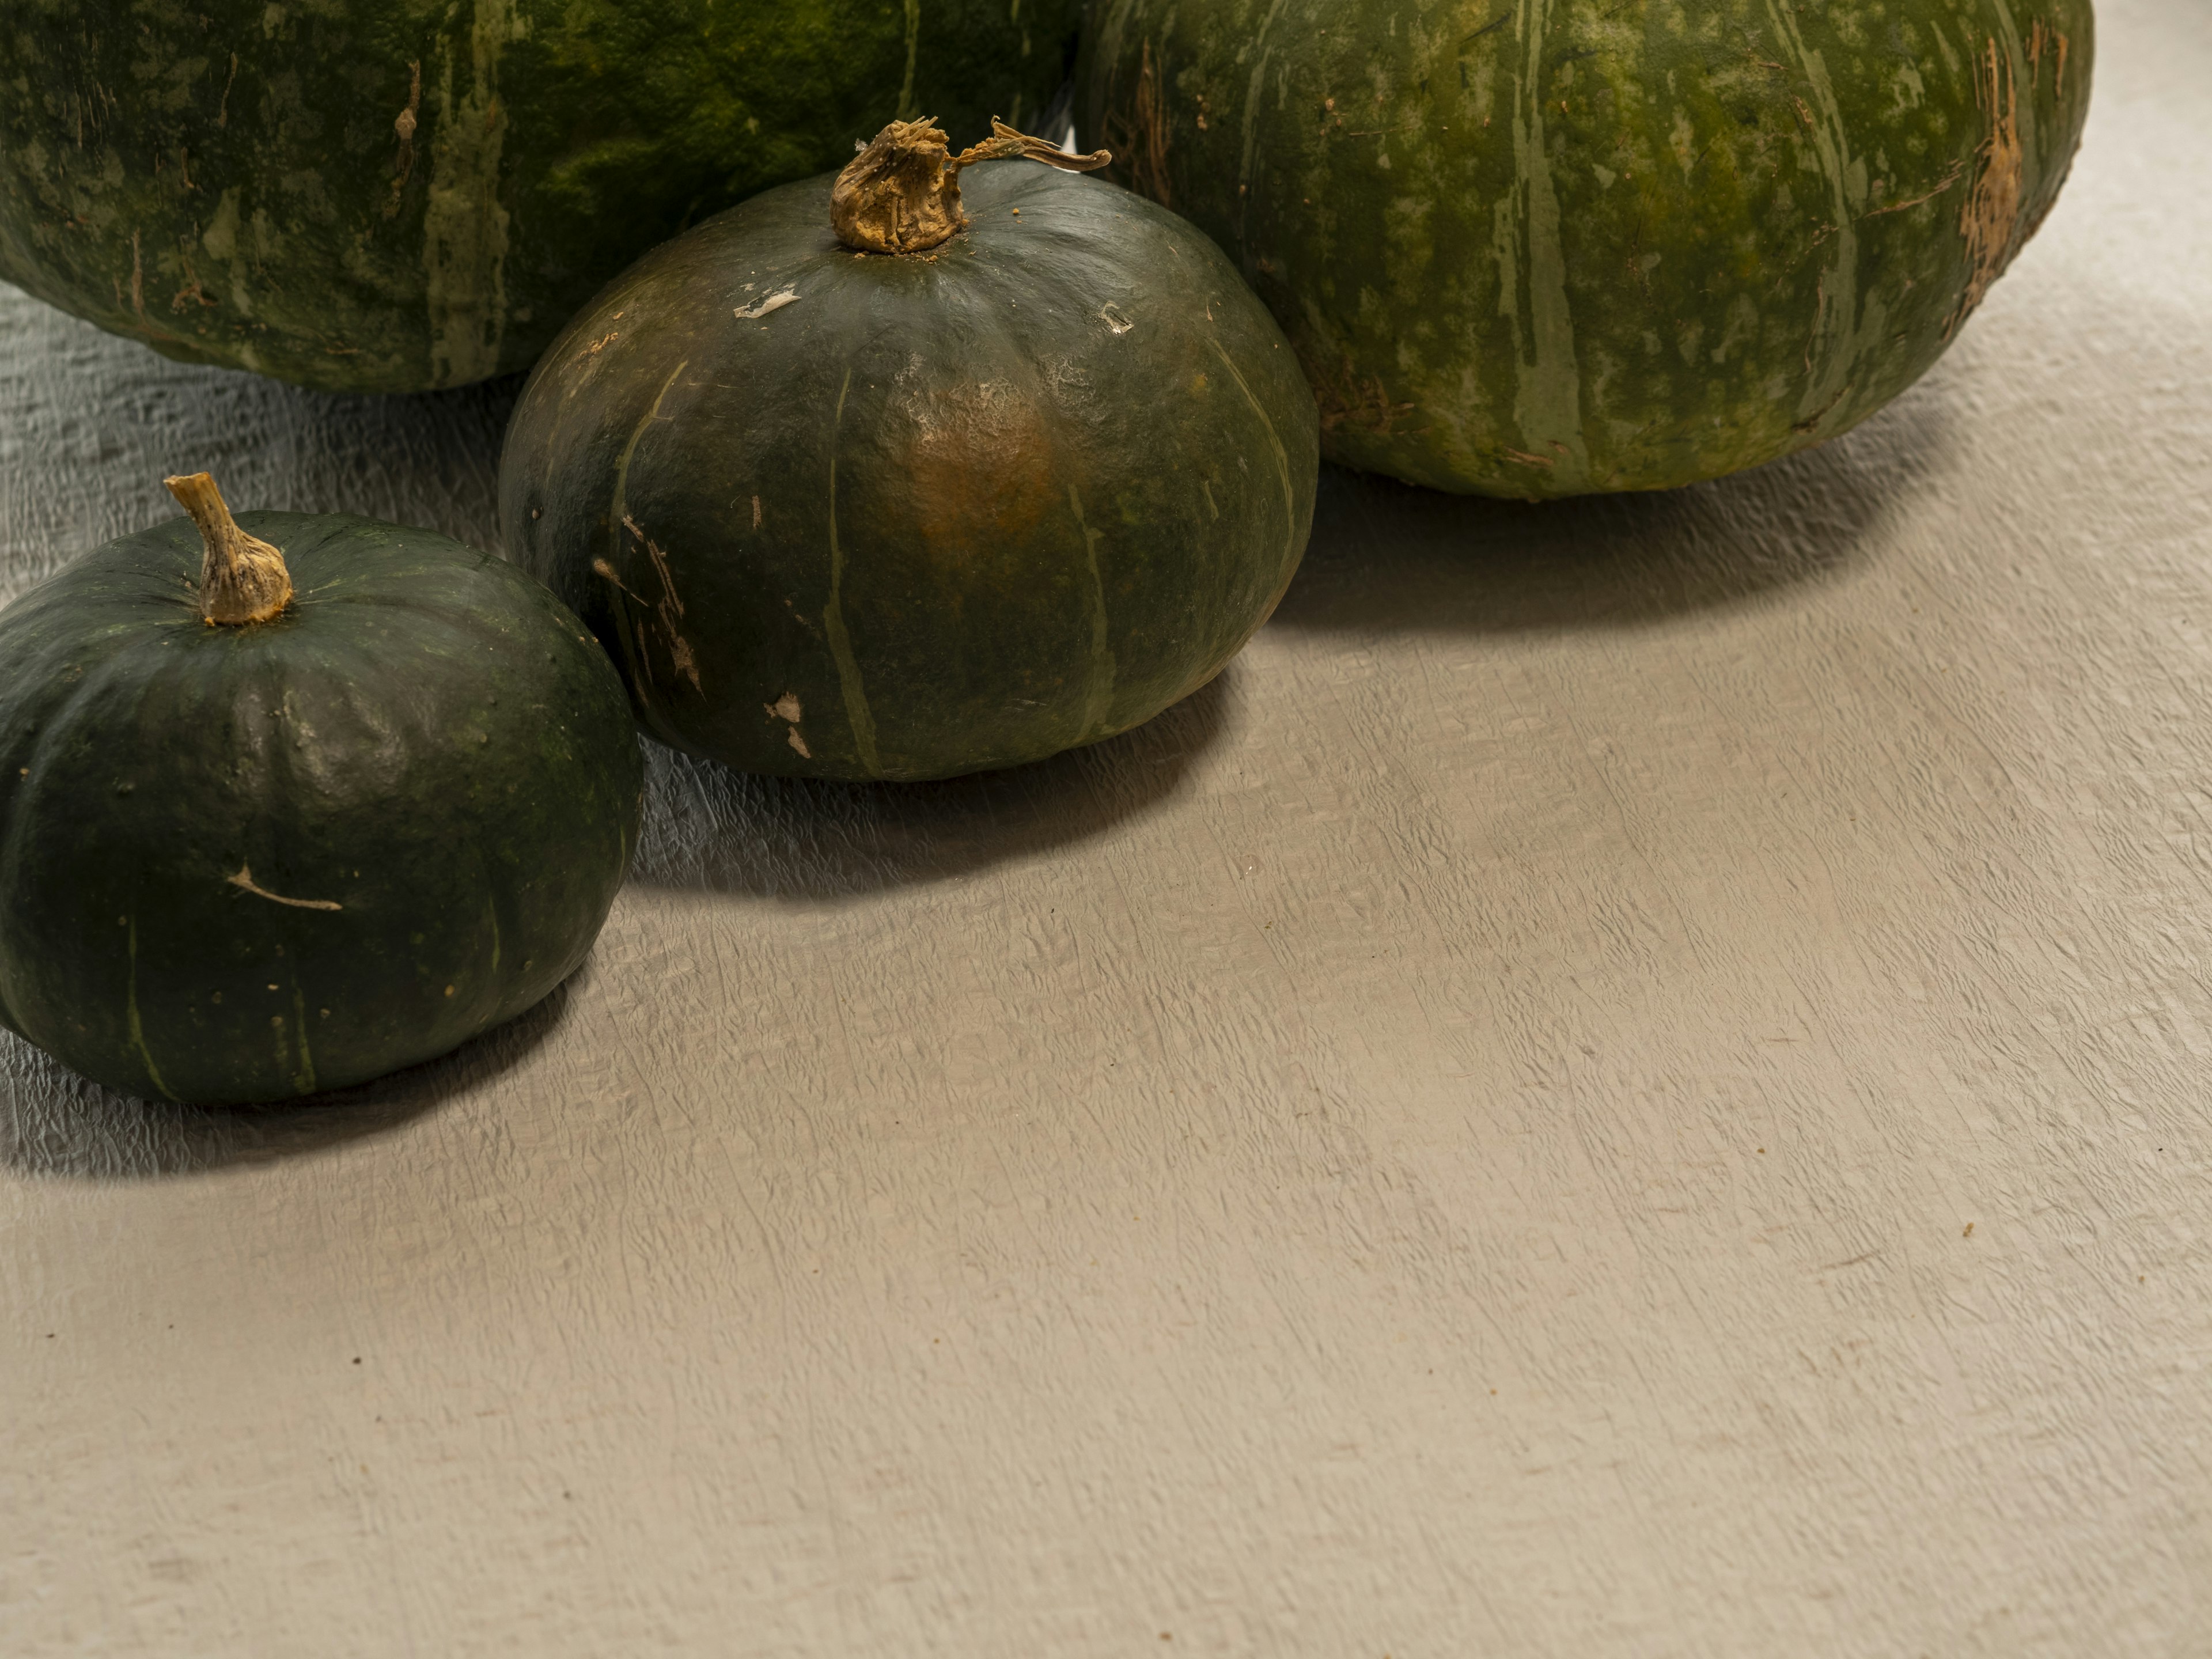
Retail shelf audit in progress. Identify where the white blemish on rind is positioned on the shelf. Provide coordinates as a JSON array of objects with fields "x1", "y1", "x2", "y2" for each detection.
[
  {"x1": 734, "y1": 287, "x2": 799, "y2": 321},
  {"x1": 766, "y1": 692, "x2": 803, "y2": 723},
  {"x1": 228, "y1": 863, "x2": 342, "y2": 911},
  {"x1": 787, "y1": 728, "x2": 812, "y2": 759}
]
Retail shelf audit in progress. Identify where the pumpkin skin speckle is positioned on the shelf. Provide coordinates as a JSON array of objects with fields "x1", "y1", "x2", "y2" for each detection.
[
  {"x1": 500, "y1": 165, "x2": 1319, "y2": 781},
  {"x1": 0, "y1": 0, "x2": 1080, "y2": 391},
  {"x1": 0, "y1": 513, "x2": 642, "y2": 1104},
  {"x1": 1081, "y1": 0, "x2": 2094, "y2": 497}
]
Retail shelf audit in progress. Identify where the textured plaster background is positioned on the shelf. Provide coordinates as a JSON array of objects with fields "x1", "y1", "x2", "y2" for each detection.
[{"x1": 3, "y1": 1, "x2": 2210, "y2": 1652}]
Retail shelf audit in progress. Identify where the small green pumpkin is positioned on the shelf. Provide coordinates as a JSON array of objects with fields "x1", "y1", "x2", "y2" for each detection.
[
  {"x1": 0, "y1": 476, "x2": 642, "y2": 1105},
  {"x1": 1081, "y1": 0, "x2": 2093, "y2": 497},
  {"x1": 500, "y1": 120, "x2": 1319, "y2": 781}
]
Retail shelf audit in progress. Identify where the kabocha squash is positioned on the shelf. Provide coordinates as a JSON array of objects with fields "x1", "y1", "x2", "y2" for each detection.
[
  {"x1": 0, "y1": 0, "x2": 1078, "y2": 392},
  {"x1": 499, "y1": 120, "x2": 1319, "y2": 782},
  {"x1": 0, "y1": 476, "x2": 642, "y2": 1105},
  {"x1": 1081, "y1": 0, "x2": 2094, "y2": 497}
]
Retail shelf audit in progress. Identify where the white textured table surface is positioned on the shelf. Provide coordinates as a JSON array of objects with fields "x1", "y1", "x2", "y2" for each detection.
[{"x1": 6, "y1": 5, "x2": 2210, "y2": 1653}]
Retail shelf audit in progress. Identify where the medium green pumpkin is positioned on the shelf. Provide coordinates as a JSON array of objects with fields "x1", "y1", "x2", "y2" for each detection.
[
  {"x1": 1081, "y1": 0, "x2": 2094, "y2": 497},
  {"x1": 499, "y1": 123, "x2": 1319, "y2": 781},
  {"x1": 0, "y1": 477, "x2": 642, "y2": 1105},
  {"x1": 0, "y1": 0, "x2": 1078, "y2": 392}
]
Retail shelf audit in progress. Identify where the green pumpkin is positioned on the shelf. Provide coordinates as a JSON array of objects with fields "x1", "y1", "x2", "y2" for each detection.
[
  {"x1": 0, "y1": 0, "x2": 1078, "y2": 392},
  {"x1": 1080, "y1": 0, "x2": 2093, "y2": 497},
  {"x1": 0, "y1": 479, "x2": 642, "y2": 1105},
  {"x1": 499, "y1": 128, "x2": 1318, "y2": 781}
]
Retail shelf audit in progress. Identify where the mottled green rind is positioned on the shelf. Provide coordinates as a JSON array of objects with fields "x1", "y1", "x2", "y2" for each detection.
[
  {"x1": 0, "y1": 0, "x2": 1080, "y2": 392},
  {"x1": 0, "y1": 513, "x2": 643, "y2": 1104},
  {"x1": 1081, "y1": 0, "x2": 2093, "y2": 497},
  {"x1": 499, "y1": 166, "x2": 1317, "y2": 781}
]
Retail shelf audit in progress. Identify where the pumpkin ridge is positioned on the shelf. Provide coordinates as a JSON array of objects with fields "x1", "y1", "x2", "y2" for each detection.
[
  {"x1": 1063, "y1": 483, "x2": 1118, "y2": 740},
  {"x1": 1205, "y1": 336, "x2": 1301, "y2": 577},
  {"x1": 821, "y1": 365, "x2": 882, "y2": 778},
  {"x1": 123, "y1": 912, "x2": 177, "y2": 1104}
]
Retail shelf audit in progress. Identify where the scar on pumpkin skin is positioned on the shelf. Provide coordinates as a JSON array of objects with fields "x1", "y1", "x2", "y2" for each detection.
[
  {"x1": 765, "y1": 692, "x2": 809, "y2": 754},
  {"x1": 591, "y1": 558, "x2": 647, "y2": 604},
  {"x1": 228, "y1": 863, "x2": 342, "y2": 912},
  {"x1": 1106, "y1": 39, "x2": 1173, "y2": 209},
  {"x1": 2025, "y1": 20, "x2": 2071, "y2": 90},
  {"x1": 1956, "y1": 38, "x2": 2025, "y2": 328},
  {"x1": 734, "y1": 287, "x2": 798, "y2": 320},
  {"x1": 1793, "y1": 380, "x2": 1854, "y2": 436},
  {"x1": 386, "y1": 60, "x2": 421, "y2": 218},
  {"x1": 1313, "y1": 353, "x2": 1413, "y2": 435},
  {"x1": 1861, "y1": 157, "x2": 1965, "y2": 220},
  {"x1": 623, "y1": 516, "x2": 703, "y2": 693}
]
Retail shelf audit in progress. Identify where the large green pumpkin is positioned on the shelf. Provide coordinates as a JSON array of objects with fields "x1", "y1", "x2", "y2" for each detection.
[
  {"x1": 1080, "y1": 0, "x2": 2093, "y2": 497},
  {"x1": 0, "y1": 480, "x2": 642, "y2": 1104},
  {"x1": 499, "y1": 136, "x2": 1318, "y2": 781},
  {"x1": 0, "y1": 0, "x2": 1079, "y2": 392}
]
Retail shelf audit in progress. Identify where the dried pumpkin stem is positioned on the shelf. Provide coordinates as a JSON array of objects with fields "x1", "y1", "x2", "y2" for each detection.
[
  {"x1": 164, "y1": 471, "x2": 293, "y2": 625},
  {"x1": 831, "y1": 116, "x2": 1111, "y2": 256}
]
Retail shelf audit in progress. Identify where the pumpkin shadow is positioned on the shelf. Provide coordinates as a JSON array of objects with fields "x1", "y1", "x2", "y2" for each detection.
[
  {"x1": 0, "y1": 971, "x2": 576, "y2": 1182},
  {"x1": 628, "y1": 668, "x2": 1232, "y2": 896},
  {"x1": 1271, "y1": 389, "x2": 1950, "y2": 635}
]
